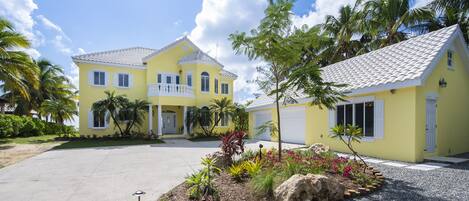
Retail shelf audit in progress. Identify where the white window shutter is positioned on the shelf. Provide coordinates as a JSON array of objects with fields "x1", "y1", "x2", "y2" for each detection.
[
  {"x1": 374, "y1": 100, "x2": 384, "y2": 139},
  {"x1": 129, "y1": 74, "x2": 133, "y2": 88},
  {"x1": 113, "y1": 74, "x2": 118, "y2": 87},
  {"x1": 328, "y1": 108, "x2": 336, "y2": 134},
  {"x1": 104, "y1": 72, "x2": 109, "y2": 86},
  {"x1": 88, "y1": 71, "x2": 93, "y2": 85},
  {"x1": 88, "y1": 111, "x2": 93, "y2": 128}
]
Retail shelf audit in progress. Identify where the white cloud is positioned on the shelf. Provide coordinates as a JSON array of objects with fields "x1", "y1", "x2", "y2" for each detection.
[
  {"x1": 67, "y1": 62, "x2": 79, "y2": 89},
  {"x1": 77, "y1": 48, "x2": 86, "y2": 54},
  {"x1": 413, "y1": 0, "x2": 432, "y2": 8},
  {"x1": 189, "y1": 0, "x2": 357, "y2": 103},
  {"x1": 36, "y1": 15, "x2": 75, "y2": 55},
  {"x1": 173, "y1": 20, "x2": 182, "y2": 26},
  {"x1": 291, "y1": 0, "x2": 356, "y2": 28},
  {"x1": 37, "y1": 15, "x2": 64, "y2": 34},
  {"x1": 189, "y1": 0, "x2": 268, "y2": 103},
  {"x1": 0, "y1": 0, "x2": 41, "y2": 57}
]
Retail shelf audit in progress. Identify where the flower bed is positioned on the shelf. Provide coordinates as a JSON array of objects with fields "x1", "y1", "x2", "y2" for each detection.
[{"x1": 158, "y1": 132, "x2": 383, "y2": 201}]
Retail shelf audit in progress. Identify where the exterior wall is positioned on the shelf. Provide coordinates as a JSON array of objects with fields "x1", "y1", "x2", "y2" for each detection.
[
  {"x1": 78, "y1": 63, "x2": 148, "y2": 136},
  {"x1": 249, "y1": 87, "x2": 420, "y2": 162},
  {"x1": 78, "y1": 40, "x2": 236, "y2": 136},
  {"x1": 416, "y1": 41, "x2": 469, "y2": 160}
]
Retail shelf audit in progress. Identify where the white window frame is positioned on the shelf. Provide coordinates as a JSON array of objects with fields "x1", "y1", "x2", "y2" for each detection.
[
  {"x1": 92, "y1": 110, "x2": 106, "y2": 129},
  {"x1": 157, "y1": 72, "x2": 179, "y2": 84},
  {"x1": 221, "y1": 83, "x2": 229, "y2": 94},
  {"x1": 215, "y1": 112, "x2": 229, "y2": 127},
  {"x1": 447, "y1": 50, "x2": 454, "y2": 70},
  {"x1": 215, "y1": 78, "x2": 219, "y2": 94},
  {"x1": 117, "y1": 73, "x2": 130, "y2": 88},
  {"x1": 186, "y1": 72, "x2": 193, "y2": 87},
  {"x1": 92, "y1": 71, "x2": 106, "y2": 86},
  {"x1": 201, "y1": 72, "x2": 210, "y2": 92}
]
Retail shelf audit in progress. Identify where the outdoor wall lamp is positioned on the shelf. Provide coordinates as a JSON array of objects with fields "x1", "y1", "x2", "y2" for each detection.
[
  {"x1": 258, "y1": 144, "x2": 264, "y2": 160},
  {"x1": 133, "y1": 190, "x2": 146, "y2": 201},
  {"x1": 439, "y1": 78, "x2": 447, "y2": 88}
]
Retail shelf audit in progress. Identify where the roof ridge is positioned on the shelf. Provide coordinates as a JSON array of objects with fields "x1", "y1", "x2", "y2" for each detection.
[
  {"x1": 323, "y1": 25, "x2": 459, "y2": 70},
  {"x1": 72, "y1": 46, "x2": 157, "y2": 58}
]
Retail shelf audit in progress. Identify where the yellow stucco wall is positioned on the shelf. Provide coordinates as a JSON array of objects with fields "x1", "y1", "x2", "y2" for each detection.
[
  {"x1": 416, "y1": 41, "x2": 469, "y2": 160},
  {"x1": 77, "y1": 39, "x2": 235, "y2": 136}
]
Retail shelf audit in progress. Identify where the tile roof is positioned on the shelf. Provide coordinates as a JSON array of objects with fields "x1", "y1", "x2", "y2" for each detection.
[
  {"x1": 248, "y1": 25, "x2": 463, "y2": 109},
  {"x1": 72, "y1": 47, "x2": 155, "y2": 67},
  {"x1": 72, "y1": 38, "x2": 237, "y2": 77}
]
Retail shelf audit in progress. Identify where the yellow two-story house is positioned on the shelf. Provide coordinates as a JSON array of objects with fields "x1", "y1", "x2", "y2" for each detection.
[{"x1": 72, "y1": 37, "x2": 237, "y2": 136}]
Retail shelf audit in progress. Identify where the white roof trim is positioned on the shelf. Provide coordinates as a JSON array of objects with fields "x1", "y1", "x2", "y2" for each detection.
[
  {"x1": 142, "y1": 36, "x2": 197, "y2": 62},
  {"x1": 72, "y1": 59, "x2": 147, "y2": 70}
]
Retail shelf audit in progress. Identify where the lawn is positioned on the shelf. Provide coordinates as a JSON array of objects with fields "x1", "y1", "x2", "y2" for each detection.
[
  {"x1": 0, "y1": 135, "x2": 59, "y2": 145},
  {"x1": 53, "y1": 138, "x2": 164, "y2": 149}
]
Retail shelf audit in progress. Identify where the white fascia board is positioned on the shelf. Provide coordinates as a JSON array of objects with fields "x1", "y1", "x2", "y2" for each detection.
[{"x1": 72, "y1": 59, "x2": 147, "y2": 70}]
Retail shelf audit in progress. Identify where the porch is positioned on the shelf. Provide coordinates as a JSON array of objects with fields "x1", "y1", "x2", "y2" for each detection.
[{"x1": 148, "y1": 104, "x2": 190, "y2": 136}]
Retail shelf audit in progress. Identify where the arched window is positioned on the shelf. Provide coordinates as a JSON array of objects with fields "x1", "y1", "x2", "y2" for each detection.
[
  {"x1": 200, "y1": 106, "x2": 211, "y2": 126},
  {"x1": 201, "y1": 72, "x2": 210, "y2": 92}
]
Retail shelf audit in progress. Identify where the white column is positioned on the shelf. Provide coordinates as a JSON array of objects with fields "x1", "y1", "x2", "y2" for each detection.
[
  {"x1": 183, "y1": 106, "x2": 187, "y2": 136},
  {"x1": 148, "y1": 104, "x2": 152, "y2": 135},
  {"x1": 157, "y1": 104, "x2": 162, "y2": 136}
]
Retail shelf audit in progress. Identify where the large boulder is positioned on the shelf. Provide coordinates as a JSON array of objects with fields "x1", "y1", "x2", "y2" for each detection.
[
  {"x1": 211, "y1": 151, "x2": 233, "y2": 168},
  {"x1": 274, "y1": 174, "x2": 345, "y2": 201},
  {"x1": 309, "y1": 143, "x2": 330, "y2": 155}
]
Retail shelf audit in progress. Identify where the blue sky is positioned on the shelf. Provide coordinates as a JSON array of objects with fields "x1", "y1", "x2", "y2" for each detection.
[{"x1": 0, "y1": 0, "x2": 429, "y2": 102}]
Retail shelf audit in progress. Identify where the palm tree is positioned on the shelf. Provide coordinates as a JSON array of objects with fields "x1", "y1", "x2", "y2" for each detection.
[
  {"x1": 209, "y1": 97, "x2": 235, "y2": 134},
  {"x1": 363, "y1": 0, "x2": 433, "y2": 48},
  {"x1": 119, "y1": 99, "x2": 149, "y2": 136},
  {"x1": 40, "y1": 99, "x2": 77, "y2": 125},
  {"x1": 321, "y1": 2, "x2": 365, "y2": 63},
  {"x1": 0, "y1": 18, "x2": 38, "y2": 99},
  {"x1": 92, "y1": 90, "x2": 127, "y2": 135}
]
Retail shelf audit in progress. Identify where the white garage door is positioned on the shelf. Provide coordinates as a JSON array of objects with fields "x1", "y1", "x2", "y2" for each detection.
[
  {"x1": 280, "y1": 106, "x2": 306, "y2": 144},
  {"x1": 254, "y1": 111, "x2": 272, "y2": 141}
]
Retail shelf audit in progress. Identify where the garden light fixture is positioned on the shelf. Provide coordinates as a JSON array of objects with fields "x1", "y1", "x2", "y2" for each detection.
[{"x1": 132, "y1": 190, "x2": 146, "y2": 201}]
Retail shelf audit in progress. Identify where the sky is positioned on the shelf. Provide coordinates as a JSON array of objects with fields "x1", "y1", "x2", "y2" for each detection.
[{"x1": 0, "y1": 0, "x2": 432, "y2": 103}]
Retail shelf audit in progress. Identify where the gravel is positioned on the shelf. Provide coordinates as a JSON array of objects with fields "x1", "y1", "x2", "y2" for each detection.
[{"x1": 352, "y1": 161, "x2": 469, "y2": 201}]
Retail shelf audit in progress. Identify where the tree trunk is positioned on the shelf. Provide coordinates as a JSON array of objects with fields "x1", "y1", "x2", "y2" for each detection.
[{"x1": 275, "y1": 77, "x2": 282, "y2": 161}]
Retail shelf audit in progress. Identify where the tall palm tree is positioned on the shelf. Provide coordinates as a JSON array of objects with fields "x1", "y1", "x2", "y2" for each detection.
[
  {"x1": 92, "y1": 90, "x2": 127, "y2": 135},
  {"x1": 0, "y1": 18, "x2": 38, "y2": 99},
  {"x1": 40, "y1": 99, "x2": 77, "y2": 125},
  {"x1": 363, "y1": 0, "x2": 433, "y2": 48},
  {"x1": 321, "y1": 2, "x2": 365, "y2": 63},
  {"x1": 209, "y1": 97, "x2": 235, "y2": 133}
]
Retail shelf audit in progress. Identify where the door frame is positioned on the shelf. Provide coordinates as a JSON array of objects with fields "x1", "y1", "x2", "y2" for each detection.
[{"x1": 425, "y1": 97, "x2": 437, "y2": 153}]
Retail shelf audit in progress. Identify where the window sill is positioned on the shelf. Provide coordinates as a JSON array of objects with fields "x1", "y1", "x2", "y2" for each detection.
[
  {"x1": 116, "y1": 86, "x2": 130, "y2": 89},
  {"x1": 91, "y1": 127, "x2": 107, "y2": 130},
  {"x1": 91, "y1": 84, "x2": 106, "y2": 87}
]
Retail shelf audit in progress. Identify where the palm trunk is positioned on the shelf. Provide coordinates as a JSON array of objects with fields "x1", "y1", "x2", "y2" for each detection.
[{"x1": 110, "y1": 114, "x2": 124, "y2": 136}]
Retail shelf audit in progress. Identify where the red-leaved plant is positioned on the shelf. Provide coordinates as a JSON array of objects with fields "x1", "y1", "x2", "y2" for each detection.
[{"x1": 220, "y1": 131, "x2": 246, "y2": 160}]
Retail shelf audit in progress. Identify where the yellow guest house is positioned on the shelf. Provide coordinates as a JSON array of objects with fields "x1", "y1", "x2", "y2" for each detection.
[
  {"x1": 72, "y1": 37, "x2": 237, "y2": 137},
  {"x1": 248, "y1": 25, "x2": 469, "y2": 163}
]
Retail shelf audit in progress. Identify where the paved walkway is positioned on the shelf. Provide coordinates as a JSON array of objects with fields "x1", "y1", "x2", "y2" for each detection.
[{"x1": 0, "y1": 139, "x2": 301, "y2": 201}]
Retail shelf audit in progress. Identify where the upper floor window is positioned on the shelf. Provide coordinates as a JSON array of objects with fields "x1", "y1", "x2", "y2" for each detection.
[
  {"x1": 187, "y1": 73, "x2": 192, "y2": 86},
  {"x1": 215, "y1": 79, "x2": 219, "y2": 94},
  {"x1": 201, "y1": 72, "x2": 209, "y2": 92},
  {"x1": 157, "y1": 74, "x2": 162, "y2": 83},
  {"x1": 118, "y1": 73, "x2": 129, "y2": 87},
  {"x1": 93, "y1": 71, "x2": 105, "y2": 86},
  {"x1": 221, "y1": 83, "x2": 229, "y2": 94},
  {"x1": 447, "y1": 50, "x2": 453, "y2": 68},
  {"x1": 336, "y1": 102, "x2": 374, "y2": 137},
  {"x1": 166, "y1": 75, "x2": 172, "y2": 84},
  {"x1": 176, "y1": 75, "x2": 180, "y2": 84}
]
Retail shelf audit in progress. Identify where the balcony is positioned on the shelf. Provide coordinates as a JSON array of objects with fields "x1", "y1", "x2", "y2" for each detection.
[{"x1": 148, "y1": 84, "x2": 194, "y2": 97}]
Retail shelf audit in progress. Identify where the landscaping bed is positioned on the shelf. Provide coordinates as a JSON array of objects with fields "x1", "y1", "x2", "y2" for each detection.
[{"x1": 158, "y1": 132, "x2": 383, "y2": 201}]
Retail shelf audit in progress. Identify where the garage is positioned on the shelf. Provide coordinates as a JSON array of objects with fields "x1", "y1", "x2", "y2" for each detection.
[
  {"x1": 254, "y1": 111, "x2": 272, "y2": 141},
  {"x1": 280, "y1": 106, "x2": 306, "y2": 144}
]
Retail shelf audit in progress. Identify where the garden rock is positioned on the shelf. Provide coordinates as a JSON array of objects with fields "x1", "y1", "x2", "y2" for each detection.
[
  {"x1": 309, "y1": 143, "x2": 330, "y2": 155},
  {"x1": 211, "y1": 151, "x2": 232, "y2": 168},
  {"x1": 274, "y1": 174, "x2": 345, "y2": 201}
]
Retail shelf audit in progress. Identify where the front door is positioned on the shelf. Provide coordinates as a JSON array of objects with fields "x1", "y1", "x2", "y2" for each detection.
[
  {"x1": 162, "y1": 112, "x2": 177, "y2": 134},
  {"x1": 425, "y1": 99, "x2": 437, "y2": 152}
]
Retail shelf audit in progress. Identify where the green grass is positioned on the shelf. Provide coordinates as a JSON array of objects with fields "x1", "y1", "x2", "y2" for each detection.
[
  {"x1": 0, "y1": 135, "x2": 59, "y2": 145},
  {"x1": 53, "y1": 138, "x2": 164, "y2": 149}
]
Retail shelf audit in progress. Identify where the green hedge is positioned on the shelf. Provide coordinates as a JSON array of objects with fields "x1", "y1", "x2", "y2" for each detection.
[{"x1": 0, "y1": 114, "x2": 76, "y2": 138}]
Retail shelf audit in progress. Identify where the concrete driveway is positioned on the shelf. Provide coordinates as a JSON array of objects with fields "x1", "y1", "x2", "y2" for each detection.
[{"x1": 0, "y1": 139, "x2": 302, "y2": 201}]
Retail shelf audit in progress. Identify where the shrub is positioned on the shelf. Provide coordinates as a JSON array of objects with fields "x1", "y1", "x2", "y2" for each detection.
[
  {"x1": 19, "y1": 117, "x2": 42, "y2": 136},
  {"x1": 0, "y1": 114, "x2": 75, "y2": 138},
  {"x1": 242, "y1": 160, "x2": 262, "y2": 177},
  {"x1": 185, "y1": 156, "x2": 221, "y2": 200},
  {"x1": 227, "y1": 163, "x2": 245, "y2": 182},
  {"x1": 220, "y1": 131, "x2": 246, "y2": 160},
  {"x1": 250, "y1": 169, "x2": 277, "y2": 196}
]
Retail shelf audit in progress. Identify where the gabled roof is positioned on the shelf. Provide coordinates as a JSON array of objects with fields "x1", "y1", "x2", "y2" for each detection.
[
  {"x1": 71, "y1": 37, "x2": 236, "y2": 77},
  {"x1": 72, "y1": 47, "x2": 155, "y2": 68},
  {"x1": 248, "y1": 25, "x2": 468, "y2": 110}
]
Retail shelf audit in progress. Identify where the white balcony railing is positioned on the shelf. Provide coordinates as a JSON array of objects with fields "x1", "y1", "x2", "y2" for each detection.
[{"x1": 148, "y1": 84, "x2": 194, "y2": 97}]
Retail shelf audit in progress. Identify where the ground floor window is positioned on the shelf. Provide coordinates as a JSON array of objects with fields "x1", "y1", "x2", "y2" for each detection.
[
  {"x1": 336, "y1": 102, "x2": 374, "y2": 137},
  {"x1": 93, "y1": 111, "x2": 106, "y2": 128}
]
